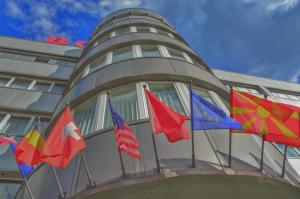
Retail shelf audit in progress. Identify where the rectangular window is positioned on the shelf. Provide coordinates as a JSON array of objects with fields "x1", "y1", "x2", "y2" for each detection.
[
  {"x1": 148, "y1": 84, "x2": 186, "y2": 114},
  {"x1": 10, "y1": 79, "x2": 31, "y2": 89},
  {"x1": 0, "y1": 114, "x2": 5, "y2": 123},
  {"x1": 1, "y1": 116, "x2": 30, "y2": 136},
  {"x1": 141, "y1": 45, "x2": 161, "y2": 57},
  {"x1": 136, "y1": 26, "x2": 150, "y2": 33},
  {"x1": 51, "y1": 83, "x2": 65, "y2": 94},
  {"x1": 156, "y1": 29, "x2": 170, "y2": 37},
  {"x1": 115, "y1": 27, "x2": 130, "y2": 36},
  {"x1": 89, "y1": 55, "x2": 106, "y2": 72},
  {"x1": 32, "y1": 82, "x2": 51, "y2": 92},
  {"x1": 112, "y1": 46, "x2": 133, "y2": 63},
  {"x1": 167, "y1": 48, "x2": 186, "y2": 61},
  {"x1": 0, "y1": 77, "x2": 10, "y2": 87},
  {"x1": 98, "y1": 33, "x2": 111, "y2": 44},
  {"x1": 103, "y1": 85, "x2": 139, "y2": 128},
  {"x1": 74, "y1": 97, "x2": 97, "y2": 136}
]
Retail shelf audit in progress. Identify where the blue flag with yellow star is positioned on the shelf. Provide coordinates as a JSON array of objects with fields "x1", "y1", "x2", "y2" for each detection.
[{"x1": 191, "y1": 91, "x2": 242, "y2": 130}]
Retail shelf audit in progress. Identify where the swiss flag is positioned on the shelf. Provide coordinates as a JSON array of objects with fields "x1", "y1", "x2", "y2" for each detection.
[{"x1": 41, "y1": 105, "x2": 86, "y2": 168}]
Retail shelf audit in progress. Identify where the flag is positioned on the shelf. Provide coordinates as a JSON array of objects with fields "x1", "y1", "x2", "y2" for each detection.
[
  {"x1": 191, "y1": 91, "x2": 242, "y2": 130},
  {"x1": 0, "y1": 137, "x2": 33, "y2": 177},
  {"x1": 230, "y1": 89, "x2": 300, "y2": 138},
  {"x1": 41, "y1": 105, "x2": 86, "y2": 168},
  {"x1": 14, "y1": 119, "x2": 45, "y2": 166},
  {"x1": 109, "y1": 100, "x2": 141, "y2": 159},
  {"x1": 144, "y1": 88, "x2": 190, "y2": 143}
]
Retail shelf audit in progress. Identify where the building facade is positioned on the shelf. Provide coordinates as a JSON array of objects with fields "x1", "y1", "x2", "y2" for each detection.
[{"x1": 0, "y1": 8, "x2": 299, "y2": 199}]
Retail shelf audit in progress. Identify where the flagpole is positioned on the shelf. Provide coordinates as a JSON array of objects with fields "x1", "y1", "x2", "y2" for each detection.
[
  {"x1": 143, "y1": 85, "x2": 160, "y2": 173},
  {"x1": 281, "y1": 145, "x2": 288, "y2": 178},
  {"x1": 189, "y1": 81, "x2": 196, "y2": 168},
  {"x1": 23, "y1": 176, "x2": 35, "y2": 199},
  {"x1": 107, "y1": 91, "x2": 126, "y2": 179},
  {"x1": 80, "y1": 152, "x2": 95, "y2": 186},
  {"x1": 259, "y1": 94, "x2": 268, "y2": 172},
  {"x1": 52, "y1": 166, "x2": 64, "y2": 198},
  {"x1": 229, "y1": 86, "x2": 233, "y2": 168}
]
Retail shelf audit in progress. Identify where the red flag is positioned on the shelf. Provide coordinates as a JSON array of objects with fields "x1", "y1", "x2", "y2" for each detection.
[
  {"x1": 41, "y1": 106, "x2": 86, "y2": 168},
  {"x1": 144, "y1": 88, "x2": 190, "y2": 143}
]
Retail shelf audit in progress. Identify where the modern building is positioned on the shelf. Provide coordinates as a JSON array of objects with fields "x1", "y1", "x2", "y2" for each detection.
[{"x1": 0, "y1": 8, "x2": 299, "y2": 199}]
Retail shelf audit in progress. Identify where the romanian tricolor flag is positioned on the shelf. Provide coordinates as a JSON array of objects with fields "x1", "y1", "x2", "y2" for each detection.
[
  {"x1": 230, "y1": 89, "x2": 300, "y2": 139},
  {"x1": 14, "y1": 118, "x2": 45, "y2": 166}
]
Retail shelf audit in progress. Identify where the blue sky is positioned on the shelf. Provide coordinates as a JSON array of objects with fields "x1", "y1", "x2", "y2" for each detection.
[{"x1": 0, "y1": 0, "x2": 300, "y2": 83}]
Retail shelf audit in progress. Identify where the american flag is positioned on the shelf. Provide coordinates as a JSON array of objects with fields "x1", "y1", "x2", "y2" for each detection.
[{"x1": 109, "y1": 100, "x2": 141, "y2": 159}]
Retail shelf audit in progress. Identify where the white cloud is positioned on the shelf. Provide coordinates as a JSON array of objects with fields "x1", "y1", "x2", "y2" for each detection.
[
  {"x1": 243, "y1": 0, "x2": 299, "y2": 12},
  {"x1": 290, "y1": 68, "x2": 300, "y2": 83},
  {"x1": 6, "y1": 1, "x2": 24, "y2": 18}
]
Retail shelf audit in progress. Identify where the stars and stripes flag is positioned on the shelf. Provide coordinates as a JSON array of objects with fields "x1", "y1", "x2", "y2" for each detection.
[{"x1": 109, "y1": 99, "x2": 141, "y2": 159}]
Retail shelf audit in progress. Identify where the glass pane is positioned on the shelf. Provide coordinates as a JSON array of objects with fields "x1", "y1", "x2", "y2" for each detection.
[
  {"x1": 10, "y1": 79, "x2": 31, "y2": 89},
  {"x1": 115, "y1": 27, "x2": 130, "y2": 36},
  {"x1": 0, "y1": 182, "x2": 20, "y2": 199},
  {"x1": 277, "y1": 144, "x2": 300, "y2": 158},
  {"x1": 0, "y1": 114, "x2": 5, "y2": 122},
  {"x1": 148, "y1": 84, "x2": 185, "y2": 114},
  {"x1": 1, "y1": 116, "x2": 30, "y2": 136},
  {"x1": 192, "y1": 86, "x2": 213, "y2": 102},
  {"x1": 89, "y1": 55, "x2": 106, "y2": 72},
  {"x1": 167, "y1": 48, "x2": 185, "y2": 61},
  {"x1": 0, "y1": 77, "x2": 10, "y2": 87},
  {"x1": 112, "y1": 46, "x2": 133, "y2": 63},
  {"x1": 32, "y1": 82, "x2": 51, "y2": 92},
  {"x1": 51, "y1": 84, "x2": 64, "y2": 94},
  {"x1": 103, "y1": 85, "x2": 139, "y2": 128},
  {"x1": 98, "y1": 33, "x2": 111, "y2": 44},
  {"x1": 141, "y1": 45, "x2": 161, "y2": 57},
  {"x1": 136, "y1": 26, "x2": 150, "y2": 33},
  {"x1": 74, "y1": 97, "x2": 97, "y2": 136},
  {"x1": 156, "y1": 28, "x2": 169, "y2": 36}
]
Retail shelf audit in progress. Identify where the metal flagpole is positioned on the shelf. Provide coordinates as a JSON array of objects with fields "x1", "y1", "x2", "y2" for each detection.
[
  {"x1": 80, "y1": 152, "x2": 95, "y2": 186},
  {"x1": 143, "y1": 84, "x2": 160, "y2": 173},
  {"x1": 281, "y1": 145, "x2": 288, "y2": 178},
  {"x1": 228, "y1": 86, "x2": 233, "y2": 168},
  {"x1": 189, "y1": 81, "x2": 196, "y2": 168},
  {"x1": 23, "y1": 177, "x2": 35, "y2": 199},
  {"x1": 107, "y1": 91, "x2": 126, "y2": 179},
  {"x1": 259, "y1": 94, "x2": 268, "y2": 172},
  {"x1": 52, "y1": 166, "x2": 64, "y2": 198}
]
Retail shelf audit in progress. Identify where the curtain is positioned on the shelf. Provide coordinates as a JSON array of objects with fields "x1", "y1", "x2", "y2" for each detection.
[
  {"x1": 104, "y1": 85, "x2": 139, "y2": 128},
  {"x1": 149, "y1": 84, "x2": 185, "y2": 114},
  {"x1": 74, "y1": 98, "x2": 97, "y2": 136}
]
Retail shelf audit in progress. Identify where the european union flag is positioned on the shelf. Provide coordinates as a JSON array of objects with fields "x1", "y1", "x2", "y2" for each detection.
[
  {"x1": 10, "y1": 143, "x2": 33, "y2": 177},
  {"x1": 191, "y1": 91, "x2": 242, "y2": 130}
]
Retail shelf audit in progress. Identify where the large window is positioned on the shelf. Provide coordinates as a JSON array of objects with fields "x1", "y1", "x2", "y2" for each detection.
[
  {"x1": 104, "y1": 85, "x2": 139, "y2": 128},
  {"x1": 141, "y1": 45, "x2": 161, "y2": 57},
  {"x1": 112, "y1": 46, "x2": 133, "y2": 63},
  {"x1": 74, "y1": 97, "x2": 97, "y2": 136},
  {"x1": 156, "y1": 28, "x2": 170, "y2": 37},
  {"x1": 167, "y1": 48, "x2": 186, "y2": 61},
  {"x1": 32, "y1": 82, "x2": 51, "y2": 92},
  {"x1": 136, "y1": 26, "x2": 151, "y2": 33},
  {"x1": 0, "y1": 77, "x2": 10, "y2": 87},
  {"x1": 10, "y1": 79, "x2": 31, "y2": 89},
  {"x1": 148, "y1": 84, "x2": 186, "y2": 114},
  {"x1": 89, "y1": 55, "x2": 106, "y2": 73},
  {"x1": 51, "y1": 83, "x2": 65, "y2": 94},
  {"x1": 115, "y1": 27, "x2": 130, "y2": 36},
  {"x1": 98, "y1": 33, "x2": 111, "y2": 44},
  {"x1": 1, "y1": 116, "x2": 30, "y2": 136}
]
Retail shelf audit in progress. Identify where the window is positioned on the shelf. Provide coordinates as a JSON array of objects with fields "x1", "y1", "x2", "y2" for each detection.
[
  {"x1": 104, "y1": 85, "x2": 139, "y2": 128},
  {"x1": 148, "y1": 84, "x2": 186, "y2": 114},
  {"x1": 98, "y1": 33, "x2": 111, "y2": 44},
  {"x1": 115, "y1": 27, "x2": 130, "y2": 36},
  {"x1": 1, "y1": 116, "x2": 30, "y2": 136},
  {"x1": 156, "y1": 28, "x2": 170, "y2": 37},
  {"x1": 74, "y1": 97, "x2": 97, "y2": 136},
  {"x1": 141, "y1": 45, "x2": 161, "y2": 57},
  {"x1": 32, "y1": 82, "x2": 51, "y2": 92},
  {"x1": 0, "y1": 77, "x2": 10, "y2": 87},
  {"x1": 233, "y1": 86, "x2": 260, "y2": 95},
  {"x1": 192, "y1": 87, "x2": 213, "y2": 103},
  {"x1": 51, "y1": 83, "x2": 64, "y2": 94},
  {"x1": 89, "y1": 55, "x2": 106, "y2": 72},
  {"x1": 167, "y1": 48, "x2": 186, "y2": 61},
  {"x1": 0, "y1": 114, "x2": 5, "y2": 122},
  {"x1": 277, "y1": 144, "x2": 300, "y2": 158},
  {"x1": 112, "y1": 46, "x2": 133, "y2": 63},
  {"x1": 10, "y1": 79, "x2": 31, "y2": 89},
  {"x1": 136, "y1": 26, "x2": 150, "y2": 33},
  {"x1": 48, "y1": 59, "x2": 77, "y2": 67}
]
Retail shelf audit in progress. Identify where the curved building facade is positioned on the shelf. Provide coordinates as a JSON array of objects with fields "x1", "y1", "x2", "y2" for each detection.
[{"x1": 9, "y1": 8, "x2": 300, "y2": 199}]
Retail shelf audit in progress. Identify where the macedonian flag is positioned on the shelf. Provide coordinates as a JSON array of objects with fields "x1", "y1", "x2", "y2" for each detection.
[
  {"x1": 14, "y1": 118, "x2": 45, "y2": 166},
  {"x1": 230, "y1": 89, "x2": 300, "y2": 138}
]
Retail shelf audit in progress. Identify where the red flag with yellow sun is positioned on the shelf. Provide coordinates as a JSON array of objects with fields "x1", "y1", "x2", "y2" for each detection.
[{"x1": 230, "y1": 89, "x2": 300, "y2": 139}]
